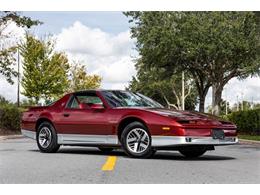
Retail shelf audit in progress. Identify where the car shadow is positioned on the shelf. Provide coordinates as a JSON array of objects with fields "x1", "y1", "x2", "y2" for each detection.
[
  {"x1": 29, "y1": 147, "x2": 236, "y2": 161},
  {"x1": 59, "y1": 148, "x2": 127, "y2": 157},
  {"x1": 152, "y1": 151, "x2": 236, "y2": 161}
]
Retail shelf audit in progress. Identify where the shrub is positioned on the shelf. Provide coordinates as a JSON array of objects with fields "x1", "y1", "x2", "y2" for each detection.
[
  {"x1": 0, "y1": 104, "x2": 23, "y2": 132},
  {"x1": 226, "y1": 109, "x2": 260, "y2": 134}
]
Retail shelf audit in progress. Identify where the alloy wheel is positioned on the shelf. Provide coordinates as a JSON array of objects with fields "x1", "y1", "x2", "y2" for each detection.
[
  {"x1": 38, "y1": 127, "x2": 52, "y2": 148},
  {"x1": 126, "y1": 128, "x2": 150, "y2": 153}
]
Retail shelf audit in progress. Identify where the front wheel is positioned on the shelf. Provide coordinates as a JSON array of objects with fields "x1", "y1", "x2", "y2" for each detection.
[
  {"x1": 121, "y1": 121, "x2": 154, "y2": 158},
  {"x1": 178, "y1": 147, "x2": 207, "y2": 158},
  {"x1": 36, "y1": 121, "x2": 60, "y2": 153}
]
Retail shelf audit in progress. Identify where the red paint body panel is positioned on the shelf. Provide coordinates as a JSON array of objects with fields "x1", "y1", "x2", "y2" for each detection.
[{"x1": 21, "y1": 90, "x2": 237, "y2": 137}]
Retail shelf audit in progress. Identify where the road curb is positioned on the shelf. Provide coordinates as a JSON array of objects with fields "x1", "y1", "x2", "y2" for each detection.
[
  {"x1": 239, "y1": 138, "x2": 260, "y2": 145},
  {"x1": 0, "y1": 134, "x2": 23, "y2": 141}
]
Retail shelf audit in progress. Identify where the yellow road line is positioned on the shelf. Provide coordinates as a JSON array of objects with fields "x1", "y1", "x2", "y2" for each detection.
[{"x1": 102, "y1": 156, "x2": 117, "y2": 171}]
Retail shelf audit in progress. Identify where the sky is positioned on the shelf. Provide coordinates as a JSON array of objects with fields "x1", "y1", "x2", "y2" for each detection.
[{"x1": 0, "y1": 11, "x2": 260, "y2": 109}]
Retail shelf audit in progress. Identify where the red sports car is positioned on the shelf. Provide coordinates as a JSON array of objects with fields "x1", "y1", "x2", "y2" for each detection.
[{"x1": 21, "y1": 90, "x2": 238, "y2": 158}]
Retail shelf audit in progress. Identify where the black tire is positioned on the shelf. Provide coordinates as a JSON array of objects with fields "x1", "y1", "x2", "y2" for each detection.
[
  {"x1": 98, "y1": 147, "x2": 114, "y2": 153},
  {"x1": 178, "y1": 147, "x2": 207, "y2": 158},
  {"x1": 36, "y1": 121, "x2": 60, "y2": 153},
  {"x1": 150, "y1": 149, "x2": 157, "y2": 157},
  {"x1": 121, "y1": 121, "x2": 153, "y2": 158}
]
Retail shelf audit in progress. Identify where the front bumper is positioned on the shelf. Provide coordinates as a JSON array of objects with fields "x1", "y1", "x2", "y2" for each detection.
[{"x1": 151, "y1": 136, "x2": 238, "y2": 147}]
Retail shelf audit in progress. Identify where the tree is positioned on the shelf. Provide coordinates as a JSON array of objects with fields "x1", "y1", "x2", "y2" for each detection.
[
  {"x1": 0, "y1": 95, "x2": 10, "y2": 106},
  {"x1": 68, "y1": 62, "x2": 102, "y2": 92},
  {"x1": 19, "y1": 98, "x2": 36, "y2": 107},
  {"x1": 129, "y1": 61, "x2": 197, "y2": 110},
  {"x1": 0, "y1": 11, "x2": 41, "y2": 84},
  {"x1": 232, "y1": 100, "x2": 253, "y2": 112},
  {"x1": 189, "y1": 12, "x2": 260, "y2": 116},
  {"x1": 252, "y1": 103, "x2": 260, "y2": 109},
  {"x1": 125, "y1": 12, "x2": 260, "y2": 115},
  {"x1": 20, "y1": 34, "x2": 70, "y2": 104},
  {"x1": 207, "y1": 99, "x2": 231, "y2": 115}
]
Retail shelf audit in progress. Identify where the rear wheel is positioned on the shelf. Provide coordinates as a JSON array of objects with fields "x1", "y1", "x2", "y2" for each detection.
[
  {"x1": 36, "y1": 121, "x2": 60, "y2": 153},
  {"x1": 98, "y1": 147, "x2": 114, "y2": 153},
  {"x1": 121, "y1": 121, "x2": 154, "y2": 158},
  {"x1": 178, "y1": 147, "x2": 207, "y2": 158}
]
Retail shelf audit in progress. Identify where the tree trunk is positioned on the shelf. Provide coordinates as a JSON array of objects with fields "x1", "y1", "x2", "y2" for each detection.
[
  {"x1": 198, "y1": 85, "x2": 210, "y2": 113},
  {"x1": 35, "y1": 97, "x2": 39, "y2": 105},
  {"x1": 181, "y1": 71, "x2": 185, "y2": 110},
  {"x1": 191, "y1": 70, "x2": 211, "y2": 113},
  {"x1": 199, "y1": 95, "x2": 206, "y2": 113},
  {"x1": 212, "y1": 83, "x2": 223, "y2": 116}
]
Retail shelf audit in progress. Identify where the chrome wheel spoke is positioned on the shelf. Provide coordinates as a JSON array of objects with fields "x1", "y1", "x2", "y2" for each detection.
[
  {"x1": 128, "y1": 137, "x2": 137, "y2": 143},
  {"x1": 42, "y1": 139, "x2": 47, "y2": 146},
  {"x1": 133, "y1": 130, "x2": 140, "y2": 139},
  {"x1": 140, "y1": 142, "x2": 147, "y2": 149},
  {"x1": 38, "y1": 127, "x2": 52, "y2": 148},
  {"x1": 126, "y1": 128, "x2": 150, "y2": 154},
  {"x1": 141, "y1": 133, "x2": 147, "y2": 141},
  {"x1": 134, "y1": 142, "x2": 138, "y2": 152}
]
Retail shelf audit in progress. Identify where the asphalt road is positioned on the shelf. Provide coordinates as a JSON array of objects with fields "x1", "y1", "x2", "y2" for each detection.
[{"x1": 0, "y1": 137, "x2": 259, "y2": 183}]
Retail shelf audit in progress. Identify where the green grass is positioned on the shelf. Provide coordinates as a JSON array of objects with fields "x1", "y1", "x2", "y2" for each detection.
[{"x1": 238, "y1": 135, "x2": 260, "y2": 141}]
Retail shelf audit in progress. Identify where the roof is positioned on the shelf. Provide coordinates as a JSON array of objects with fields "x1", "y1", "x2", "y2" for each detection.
[{"x1": 71, "y1": 89, "x2": 130, "y2": 94}]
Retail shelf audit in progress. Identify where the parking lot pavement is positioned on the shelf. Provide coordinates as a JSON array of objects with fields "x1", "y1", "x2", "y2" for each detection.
[{"x1": 0, "y1": 137, "x2": 259, "y2": 183}]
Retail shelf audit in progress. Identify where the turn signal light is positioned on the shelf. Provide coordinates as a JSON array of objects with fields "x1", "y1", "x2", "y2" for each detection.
[{"x1": 162, "y1": 127, "x2": 170, "y2": 131}]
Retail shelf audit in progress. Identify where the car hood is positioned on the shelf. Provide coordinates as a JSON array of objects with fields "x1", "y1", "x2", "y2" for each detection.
[{"x1": 145, "y1": 108, "x2": 229, "y2": 125}]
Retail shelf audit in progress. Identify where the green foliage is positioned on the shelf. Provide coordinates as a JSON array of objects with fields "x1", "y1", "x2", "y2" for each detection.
[
  {"x1": 0, "y1": 11, "x2": 42, "y2": 28},
  {"x1": 253, "y1": 103, "x2": 260, "y2": 110},
  {"x1": 0, "y1": 47, "x2": 18, "y2": 84},
  {"x1": 20, "y1": 34, "x2": 70, "y2": 104},
  {"x1": 0, "y1": 104, "x2": 22, "y2": 132},
  {"x1": 226, "y1": 109, "x2": 260, "y2": 134},
  {"x1": 20, "y1": 99, "x2": 36, "y2": 107},
  {"x1": 0, "y1": 95, "x2": 23, "y2": 132},
  {"x1": 230, "y1": 101, "x2": 260, "y2": 112},
  {"x1": 238, "y1": 135, "x2": 260, "y2": 141},
  {"x1": 0, "y1": 95, "x2": 10, "y2": 106},
  {"x1": 128, "y1": 65, "x2": 197, "y2": 110},
  {"x1": 0, "y1": 11, "x2": 41, "y2": 84},
  {"x1": 68, "y1": 62, "x2": 102, "y2": 92},
  {"x1": 125, "y1": 12, "x2": 260, "y2": 114}
]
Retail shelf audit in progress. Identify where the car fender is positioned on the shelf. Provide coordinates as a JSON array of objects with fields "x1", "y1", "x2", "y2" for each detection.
[{"x1": 36, "y1": 112, "x2": 56, "y2": 130}]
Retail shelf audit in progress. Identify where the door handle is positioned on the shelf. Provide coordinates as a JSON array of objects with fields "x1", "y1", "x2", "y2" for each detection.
[{"x1": 63, "y1": 113, "x2": 70, "y2": 117}]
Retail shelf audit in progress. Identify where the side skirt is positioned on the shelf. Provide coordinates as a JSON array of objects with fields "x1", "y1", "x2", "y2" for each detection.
[{"x1": 57, "y1": 134, "x2": 119, "y2": 145}]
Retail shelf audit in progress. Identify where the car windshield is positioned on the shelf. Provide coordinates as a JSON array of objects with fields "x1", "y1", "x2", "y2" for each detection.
[{"x1": 101, "y1": 91, "x2": 163, "y2": 108}]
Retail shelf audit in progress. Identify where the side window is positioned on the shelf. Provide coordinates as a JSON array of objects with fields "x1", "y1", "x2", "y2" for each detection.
[
  {"x1": 66, "y1": 93, "x2": 103, "y2": 109},
  {"x1": 78, "y1": 95, "x2": 103, "y2": 105},
  {"x1": 71, "y1": 98, "x2": 80, "y2": 108},
  {"x1": 67, "y1": 96, "x2": 79, "y2": 108}
]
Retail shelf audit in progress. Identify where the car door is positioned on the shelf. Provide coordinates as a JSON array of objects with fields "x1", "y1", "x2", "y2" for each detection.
[{"x1": 56, "y1": 91, "x2": 114, "y2": 136}]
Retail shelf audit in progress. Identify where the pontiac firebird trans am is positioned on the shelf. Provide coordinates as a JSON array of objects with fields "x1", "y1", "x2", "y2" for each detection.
[{"x1": 21, "y1": 90, "x2": 238, "y2": 158}]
